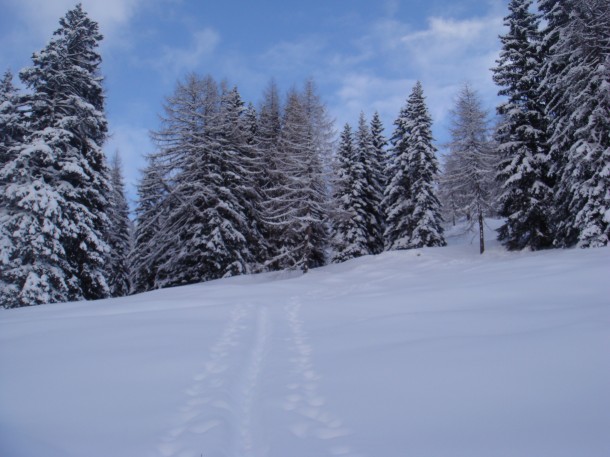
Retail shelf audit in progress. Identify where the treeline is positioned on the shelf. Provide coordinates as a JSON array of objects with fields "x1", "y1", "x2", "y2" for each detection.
[
  {"x1": 1, "y1": 0, "x2": 608, "y2": 308},
  {"x1": 129, "y1": 76, "x2": 447, "y2": 295}
]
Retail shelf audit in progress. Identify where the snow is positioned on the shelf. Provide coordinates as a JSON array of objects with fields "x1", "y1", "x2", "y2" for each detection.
[{"x1": 1, "y1": 220, "x2": 609, "y2": 457}]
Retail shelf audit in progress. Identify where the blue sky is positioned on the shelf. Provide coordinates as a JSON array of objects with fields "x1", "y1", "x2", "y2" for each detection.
[{"x1": 1, "y1": 0, "x2": 507, "y2": 203}]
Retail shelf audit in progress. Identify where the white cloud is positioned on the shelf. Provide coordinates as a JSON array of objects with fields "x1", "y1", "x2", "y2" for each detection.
[
  {"x1": 399, "y1": 15, "x2": 503, "y2": 77},
  {"x1": 259, "y1": 37, "x2": 327, "y2": 75},
  {"x1": 154, "y1": 28, "x2": 221, "y2": 80},
  {"x1": 1, "y1": 0, "x2": 175, "y2": 75},
  {"x1": 332, "y1": 74, "x2": 415, "y2": 127},
  {"x1": 4, "y1": 0, "x2": 148, "y2": 44},
  {"x1": 330, "y1": 9, "x2": 504, "y2": 142}
]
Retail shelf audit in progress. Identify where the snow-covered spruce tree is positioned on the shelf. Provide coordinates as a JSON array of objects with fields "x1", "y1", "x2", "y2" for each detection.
[
  {"x1": 402, "y1": 82, "x2": 445, "y2": 248},
  {"x1": 370, "y1": 111, "x2": 388, "y2": 241},
  {"x1": 356, "y1": 112, "x2": 385, "y2": 255},
  {"x1": 0, "y1": 70, "x2": 25, "y2": 170},
  {"x1": 331, "y1": 123, "x2": 370, "y2": 262},
  {"x1": 147, "y1": 73, "x2": 213, "y2": 287},
  {"x1": 370, "y1": 111, "x2": 388, "y2": 174},
  {"x1": 383, "y1": 82, "x2": 445, "y2": 250},
  {"x1": 106, "y1": 152, "x2": 132, "y2": 297},
  {"x1": 130, "y1": 155, "x2": 169, "y2": 294},
  {"x1": 539, "y1": 0, "x2": 610, "y2": 248},
  {"x1": 236, "y1": 101, "x2": 275, "y2": 270},
  {"x1": 152, "y1": 76, "x2": 258, "y2": 286},
  {"x1": 443, "y1": 83, "x2": 496, "y2": 254},
  {"x1": 264, "y1": 87, "x2": 330, "y2": 272},
  {"x1": 493, "y1": 0, "x2": 554, "y2": 251},
  {"x1": 0, "y1": 5, "x2": 111, "y2": 307},
  {"x1": 233, "y1": 99, "x2": 268, "y2": 270},
  {"x1": 214, "y1": 86, "x2": 262, "y2": 275},
  {"x1": 383, "y1": 98, "x2": 414, "y2": 250},
  {"x1": 256, "y1": 80, "x2": 284, "y2": 269},
  {"x1": 0, "y1": 70, "x2": 27, "y2": 305}
]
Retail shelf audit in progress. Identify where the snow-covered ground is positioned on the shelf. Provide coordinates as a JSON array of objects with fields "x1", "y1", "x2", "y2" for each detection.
[{"x1": 1, "y1": 221, "x2": 609, "y2": 457}]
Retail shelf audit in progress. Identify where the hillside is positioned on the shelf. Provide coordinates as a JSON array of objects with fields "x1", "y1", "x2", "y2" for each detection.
[{"x1": 1, "y1": 222, "x2": 609, "y2": 457}]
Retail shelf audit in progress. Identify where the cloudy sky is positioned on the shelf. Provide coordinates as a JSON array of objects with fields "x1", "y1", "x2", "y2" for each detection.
[{"x1": 0, "y1": 0, "x2": 507, "y2": 203}]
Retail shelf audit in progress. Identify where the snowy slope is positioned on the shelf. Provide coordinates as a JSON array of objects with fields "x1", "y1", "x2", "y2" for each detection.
[{"x1": 1, "y1": 222, "x2": 609, "y2": 457}]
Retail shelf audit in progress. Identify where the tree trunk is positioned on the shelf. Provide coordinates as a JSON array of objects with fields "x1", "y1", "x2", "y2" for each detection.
[{"x1": 478, "y1": 211, "x2": 485, "y2": 255}]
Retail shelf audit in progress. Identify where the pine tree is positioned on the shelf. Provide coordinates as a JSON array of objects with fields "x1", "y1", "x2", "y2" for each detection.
[
  {"x1": 0, "y1": 70, "x2": 25, "y2": 170},
  {"x1": 106, "y1": 152, "x2": 132, "y2": 297},
  {"x1": 331, "y1": 123, "x2": 370, "y2": 262},
  {"x1": 299, "y1": 79, "x2": 333, "y2": 269},
  {"x1": 383, "y1": 94, "x2": 414, "y2": 250},
  {"x1": 148, "y1": 73, "x2": 213, "y2": 287},
  {"x1": 539, "y1": 0, "x2": 610, "y2": 247},
  {"x1": 257, "y1": 80, "x2": 285, "y2": 269},
  {"x1": 130, "y1": 155, "x2": 169, "y2": 294},
  {"x1": 0, "y1": 4, "x2": 111, "y2": 307},
  {"x1": 383, "y1": 82, "x2": 445, "y2": 250},
  {"x1": 214, "y1": 86, "x2": 260, "y2": 276},
  {"x1": 264, "y1": 87, "x2": 330, "y2": 272},
  {"x1": 356, "y1": 112, "x2": 385, "y2": 254},
  {"x1": 402, "y1": 82, "x2": 446, "y2": 248},
  {"x1": 370, "y1": 112, "x2": 388, "y2": 173},
  {"x1": 151, "y1": 76, "x2": 257, "y2": 286},
  {"x1": 234, "y1": 99, "x2": 268, "y2": 271},
  {"x1": 443, "y1": 83, "x2": 496, "y2": 254},
  {"x1": 369, "y1": 111, "x2": 388, "y2": 248},
  {"x1": 493, "y1": 0, "x2": 553, "y2": 250}
]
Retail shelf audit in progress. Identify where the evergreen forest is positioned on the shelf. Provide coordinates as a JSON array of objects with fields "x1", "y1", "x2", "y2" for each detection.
[{"x1": 1, "y1": 0, "x2": 608, "y2": 308}]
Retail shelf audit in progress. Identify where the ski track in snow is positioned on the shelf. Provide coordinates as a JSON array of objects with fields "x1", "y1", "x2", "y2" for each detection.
[
  {"x1": 156, "y1": 303, "x2": 259, "y2": 457},
  {"x1": 283, "y1": 297, "x2": 364, "y2": 457},
  {"x1": 234, "y1": 305, "x2": 270, "y2": 457},
  {"x1": 155, "y1": 297, "x2": 363, "y2": 457}
]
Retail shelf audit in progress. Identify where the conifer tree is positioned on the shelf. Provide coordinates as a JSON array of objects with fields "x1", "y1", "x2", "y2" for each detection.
[
  {"x1": 236, "y1": 102, "x2": 270, "y2": 269},
  {"x1": 539, "y1": 0, "x2": 610, "y2": 247},
  {"x1": 264, "y1": 87, "x2": 329, "y2": 272},
  {"x1": 149, "y1": 73, "x2": 214, "y2": 287},
  {"x1": 233, "y1": 99, "x2": 268, "y2": 271},
  {"x1": 0, "y1": 70, "x2": 24, "y2": 170},
  {"x1": 356, "y1": 112, "x2": 385, "y2": 254},
  {"x1": 130, "y1": 156, "x2": 169, "y2": 294},
  {"x1": 257, "y1": 80, "x2": 284, "y2": 269},
  {"x1": 383, "y1": 95, "x2": 414, "y2": 250},
  {"x1": 106, "y1": 153, "x2": 132, "y2": 297},
  {"x1": 493, "y1": 0, "x2": 553, "y2": 250},
  {"x1": 331, "y1": 123, "x2": 370, "y2": 262},
  {"x1": 439, "y1": 151, "x2": 466, "y2": 226},
  {"x1": 152, "y1": 76, "x2": 256, "y2": 285},
  {"x1": 383, "y1": 82, "x2": 445, "y2": 250},
  {"x1": 370, "y1": 112, "x2": 388, "y2": 174},
  {"x1": 402, "y1": 82, "x2": 446, "y2": 248},
  {"x1": 0, "y1": 4, "x2": 111, "y2": 307},
  {"x1": 370, "y1": 111, "x2": 388, "y2": 241},
  {"x1": 443, "y1": 83, "x2": 495, "y2": 254}
]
